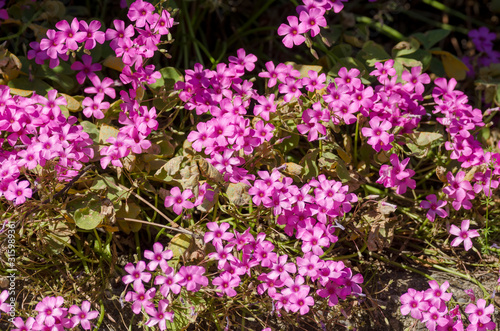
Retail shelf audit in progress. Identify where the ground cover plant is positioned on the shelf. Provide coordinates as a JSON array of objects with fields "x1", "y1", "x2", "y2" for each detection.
[{"x1": 1, "y1": 0, "x2": 500, "y2": 330}]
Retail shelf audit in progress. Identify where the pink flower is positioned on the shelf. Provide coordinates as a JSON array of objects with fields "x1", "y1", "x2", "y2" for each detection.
[
  {"x1": 124, "y1": 283, "x2": 156, "y2": 314},
  {"x1": 143, "y1": 242, "x2": 173, "y2": 272},
  {"x1": 71, "y1": 54, "x2": 102, "y2": 84},
  {"x1": 228, "y1": 48, "x2": 257, "y2": 73},
  {"x1": 424, "y1": 280, "x2": 452, "y2": 307},
  {"x1": 154, "y1": 268, "x2": 182, "y2": 296},
  {"x1": 127, "y1": 0, "x2": 155, "y2": 28},
  {"x1": 4, "y1": 180, "x2": 32, "y2": 205},
  {"x1": 78, "y1": 20, "x2": 106, "y2": 50},
  {"x1": 177, "y1": 265, "x2": 208, "y2": 292},
  {"x1": 204, "y1": 222, "x2": 234, "y2": 247},
  {"x1": 34, "y1": 296, "x2": 67, "y2": 327},
  {"x1": 144, "y1": 300, "x2": 173, "y2": 330},
  {"x1": 11, "y1": 317, "x2": 41, "y2": 331},
  {"x1": 0, "y1": 290, "x2": 10, "y2": 314},
  {"x1": 55, "y1": 18, "x2": 86, "y2": 51},
  {"x1": 69, "y1": 301, "x2": 99, "y2": 330},
  {"x1": 400, "y1": 288, "x2": 429, "y2": 320},
  {"x1": 278, "y1": 16, "x2": 306, "y2": 48},
  {"x1": 289, "y1": 287, "x2": 314, "y2": 315},
  {"x1": 84, "y1": 75, "x2": 116, "y2": 99},
  {"x1": 82, "y1": 94, "x2": 109, "y2": 119},
  {"x1": 267, "y1": 255, "x2": 297, "y2": 282},
  {"x1": 164, "y1": 187, "x2": 194, "y2": 215},
  {"x1": 449, "y1": 219, "x2": 479, "y2": 251},
  {"x1": 361, "y1": 117, "x2": 394, "y2": 152},
  {"x1": 420, "y1": 194, "x2": 448, "y2": 222},
  {"x1": 299, "y1": 8, "x2": 326, "y2": 37},
  {"x1": 122, "y1": 261, "x2": 151, "y2": 288},
  {"x1": 465, "y1": 299, "x2": 495, "y2": 324},
  {"x1": 212, "y1": 272, "x2": 240, "y2": 297}
]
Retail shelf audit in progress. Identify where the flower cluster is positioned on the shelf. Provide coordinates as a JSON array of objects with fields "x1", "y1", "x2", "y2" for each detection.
[
  {"x1": 376, "y1": 154, "x2": 416, "y2": 195},
  {"x1": 204, "y1": 222, "x2": 363, "y2": 315},
  {"x1": 1, "y1": 290, "x2": 99, "y2": 331},
  {"x1": 121, "y1": 242, "x2": 207, "y2": 330},
  {"x1": 278, "y1": 0, "x2": 347, "y2": 48},
  {"x1": 465, "y1": 27, "x2": 499, "y2": 71},
  {"x1": 400, "y1": 281, "x2": 496, "y2": 331},
  {"x1": 0, "y1": 86, "x2": 94, "y2": 204}
]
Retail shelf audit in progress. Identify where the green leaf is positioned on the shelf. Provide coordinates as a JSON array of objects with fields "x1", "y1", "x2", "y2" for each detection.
[
  {"x1": 37, "y1": 63, "x2": 75, "y2": 93},
  {"x1": 300, "y1": 149, "x2": 319, "y2": 180},
  {"x1": 335, "y1": 159, "x2": 351, "y2": 183},
  {"x1": 8, "y1": 77, "x2": 52, "y2": 95},
  {"x1": 116, "y1": 201, "x2": 142, "y2": 234},
  {"x1": 99, "y1": 124, "x2": 120, "y2": 144},
  {"x1": 74, "y1": 200, "x2": 104, "y2": 230},
  {"x1": 288, "y1": 63, "x2": 323, "y2": 78},
  {"x1": 412, "y1": 29, "x2": 450, "y2": 50},
  {"x1": 154, "y1": 156, "x2": 184, "y2": 181},
  {"x1": 80, "y1": 121, "x2": 99, "y2": 144},
  {"x1": 168, "y1": 233, "x2": 193, "y2": 261},
  {"x1": 148, "y1": 67, "x2": 184, "y2": 90},
  {"x1": 359, "y1": 41, "x2": 390, "y2": 67},
  {"x1": 392, "y1": 37, "x2": 420, "y2": 58},
  {"x1": 330, "y1": 44, "x2": 352, "y2": 58}
]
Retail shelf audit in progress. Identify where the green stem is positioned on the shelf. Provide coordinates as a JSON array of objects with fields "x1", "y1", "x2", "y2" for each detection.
[
  {"x1": 421, "y1": 0, "x2": 490, "y2": 28},
  {"x1": 355, "y1": 16, "x2": 405, "y2": 41},
  {"x1": 400, "y1": 10, "x2": 469, "y2": 35},
  {"x1": 135, "y1": 231, "x2": 141, "y2": 260},
  {"x1": 181, "y1": 0, "x2": 204, "y2": 64},
  {"x1": 354, "y1": 115, "x2": 359, "y2": 167},
  {"x1": 92, "y1": 299, "x2": 105, "y2": 331}
]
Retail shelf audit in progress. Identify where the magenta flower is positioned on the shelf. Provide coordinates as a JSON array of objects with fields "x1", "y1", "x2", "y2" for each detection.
[
  {"x1": 144, "y1": 300, "x2": 173, "y2": 330},
  {"x1": 402, "y1": 66, "x2": 430, "y2": 95},
  {"x1": 267, "y1": 255, "x2": 297, "y2": 282},
  {"x1": 289, "y1": 287, "x2": 315, "y2": 315},
  {"x1": 278, "y1": 16, "x2": 306, "y2": 48},
  {"x1": 143, "y1": 242, "x2": 173, "y2": 272},
  {"x1": 127, "y1": 0, "x2": 155, "y2": 27},
  {"x1": 228, "y1": 48, "x2": 257, "y2": 73},
  {"x1": 34, "y1": 296, "x2": 67, "y2": 326},
  {"x1": 124, "y1": 283, "x2": 156, "y2": 314},
  {"x1": 177, "y1": 265, "x2": 208, "y2": 292},
  {"x1": 420, "y1": 194, "x2": 448, "y2": 222},
  {"x1": 11, "y1": 317, "x2": 41, "y2": 331},
  {"x1": 208, "y1": 243, "x2": 236, "y2": 269},
  {"x1": 361, "y1": 117, "x2": 394, "y2": 152},
  {"x1": 78, "y1": 20, "x2": 106, "y2": 50},
  {"x1": 82, "y1": 94, "x2": 109, "y2": 119},
  {"x1": 204, "y1": 222, "x2": 234, "y2": 247},
  {"x1": 465, "y1": 298, "x2": 495, "y2": 324},
  {"x1": 212, "y1": 272, "x2": 240, "y2": 297},
  {"x1": 449, "y1": 219, "x2": 479, "y2": 251},
  {"x1": 400, "y1": 288, "x2": 429, "y2": 320},
  {"x1": 71, "y1": 54, "x2": 101, "y2": 84},
  {"x1": 0, "y1": 290, "x2": 10, "y2": 314},
  {"x1": 299, "y1": 8, "x2": 327, "y2": 37},
  {"x1": 442, "y1": 170, "x2": 474, "y2": 210},
  {"x1": 55, "y1": 18, "x2": 86, "y2": 51},
  {"x1": 155, "y1": 268, "x2": 182, "y2": 296},
  {"x1": 422, "y1": 306, "x2": 449, "y2": 330},
  {"x1": 122, "y1": 261, "x2": 151, "y2": 288},
  {"x1": 84, "y1": 75, "x2": 116, "y2": 99},
  {"x1": 69, "y1": 301, "x2": 99, "y2": 330},
  {"x1": 424, "y1": 280, "x2": 452, "y2": 307},
  {"x1": 164, "y1": 187, "x2": 194, "y2": 215},
  {"x1": 4, "y1": 180, "x2": 32, "y2": 205}
]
